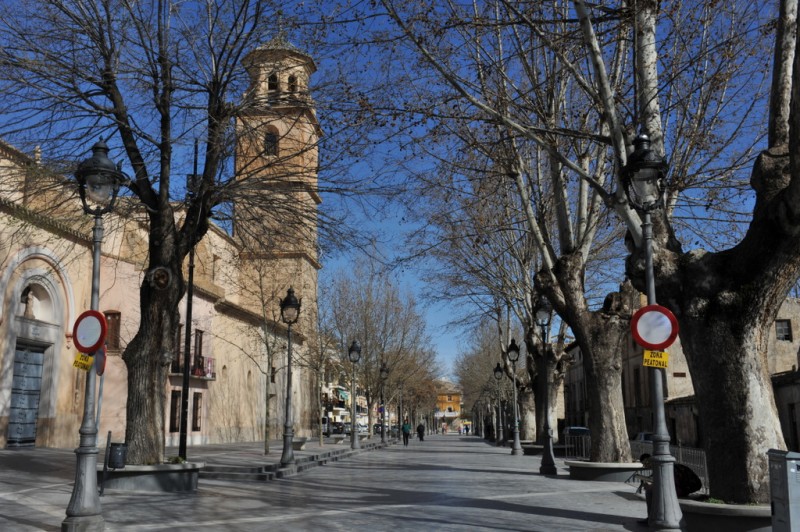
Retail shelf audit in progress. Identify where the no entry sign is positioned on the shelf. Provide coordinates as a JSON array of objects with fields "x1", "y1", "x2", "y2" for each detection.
[
  {"x1": 631, "y1": 304, "x2": 679, "y2": 351},
  {"x1": 73, "y1": 310, "x2": 107, "y2": 354}
]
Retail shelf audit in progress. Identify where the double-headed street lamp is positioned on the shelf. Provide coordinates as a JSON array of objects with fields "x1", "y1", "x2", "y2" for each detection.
[
  {"x1": 507, "y1": 339, "x2": 523, "y2": 455},
  {"x1": 379, "y1": 362, "x2": 389, "y2": 444},
  {"x1": 536, "y1": 296, "x2": 557, "y2": 476},
  {"x1": 348, "y1": 340, "x2": 361, "y2": 450},
  {"x1": 623, "y1": 132, "x2": 682, "y2": 529},
  {"x1": 493, "y1": 362, "x2": 503, "y2": 446},
  {"x1": 279, "y1": 287, "x2": 301, "y2": 467},
  {"x1": 64, "y1": 140, "x2": 126, "y2": 532}
]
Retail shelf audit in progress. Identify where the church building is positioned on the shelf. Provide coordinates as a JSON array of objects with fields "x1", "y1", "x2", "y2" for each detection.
[{"x1": 0, "y1": 34, "x2": 321, "y2": 451}]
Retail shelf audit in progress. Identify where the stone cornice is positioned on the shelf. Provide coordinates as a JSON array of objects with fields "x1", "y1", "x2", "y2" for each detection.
[
  {"x1": 0, "y1": 195, "x2": 86, "y2": 243},
  {"x1": 210, "y1": 295, "x2": 306, "y2": 344},
  {"x1": 239, "y1": 250, "x2": 321, "y2": 271}
]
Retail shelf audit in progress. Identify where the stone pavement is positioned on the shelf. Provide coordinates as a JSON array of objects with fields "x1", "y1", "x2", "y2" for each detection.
[{"x1": 0, "y1": 434, "x2": 651, "y2": 531}]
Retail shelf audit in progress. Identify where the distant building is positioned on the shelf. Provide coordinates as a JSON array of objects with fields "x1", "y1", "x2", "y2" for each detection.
[{"x1": 435, "y1": 380, "x2": 462, "y2": 431}]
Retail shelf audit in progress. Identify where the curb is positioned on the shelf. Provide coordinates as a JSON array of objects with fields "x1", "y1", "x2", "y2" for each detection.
[{"x1": 199, "y1": 441, "x2": 387, "y2": 483}]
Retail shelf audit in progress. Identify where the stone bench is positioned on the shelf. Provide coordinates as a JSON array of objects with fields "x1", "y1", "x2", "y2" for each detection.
[
  {"x1": 291, "y1": 437, "x2": 308, "y2": 451},
  {"x1": 332, "y1": 434, "x2": 347, "y2": 444}
]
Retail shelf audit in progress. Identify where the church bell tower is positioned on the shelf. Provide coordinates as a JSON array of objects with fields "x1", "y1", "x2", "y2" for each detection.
[{"x1": 235, "y1": 33, "x2": 321, "y2": 335}]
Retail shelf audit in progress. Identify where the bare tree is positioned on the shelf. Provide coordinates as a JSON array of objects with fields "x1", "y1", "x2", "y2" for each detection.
[
  {"x1": 0, "y1": 0, "x2": 373, "y2": 463},
  {"x1": 368, "y1": 0, "x2": 777, "y2": 499},
  {"x1": 325, "y1": 263, "x2": 437, "y2": 434}
]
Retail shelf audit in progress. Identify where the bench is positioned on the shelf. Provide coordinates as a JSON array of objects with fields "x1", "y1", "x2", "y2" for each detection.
[
  {"x1": 332, "y1": 434, "x2": 347, "y2": 444},
  {"x1": 291, "y1": 437, "x2": 308, "y2": 451}
]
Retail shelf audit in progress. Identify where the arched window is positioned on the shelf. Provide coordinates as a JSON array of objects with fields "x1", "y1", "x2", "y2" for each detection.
[
  {"x1": 288, "y1": 75, "x2": 297, "y2": 93},
  {"x1": 264, "y1": 131, "x2": 279, "y2": 156},
  {"x1": 268, "y1": 73, "x2": 279, "y2": 92}
]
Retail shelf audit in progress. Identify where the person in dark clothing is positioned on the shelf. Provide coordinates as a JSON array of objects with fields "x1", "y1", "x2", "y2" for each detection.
[
  {"x1": 417, "y1": 424, "x2": 425, "y2": 441},
  {"x1": 401, "y1": 419, "x2": 411, "y2": 446}
]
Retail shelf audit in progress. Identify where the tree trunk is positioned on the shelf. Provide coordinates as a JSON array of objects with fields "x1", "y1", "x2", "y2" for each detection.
[
  {"x1": 579, "y1": 311, "x2": 632, "y2": 462},
  {"x1": 679, "y1": 302, "x2": 783, "y2": 503},
  {"x1": 632, "y1": 149, "x2": 794, "y2": 502},
  {"x1": 539, "y1": 256, "x2": 633, "y2": 463},
  {"x1": 532, "y1": 349, "x2": 562, "y2": 444},
  {"x1": 518, "y1": 389, "x2": 536, "y2": 441},
  {"x1": 122, "y1": 210, "x2": 184, "y2": 465},
  {"x1": 122, "y1": 269, "x2": 182, "y2": 464}
]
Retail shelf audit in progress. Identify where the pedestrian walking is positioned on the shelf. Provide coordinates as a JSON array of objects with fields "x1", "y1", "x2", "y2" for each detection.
[
  {"x1": 402, "y1": 419, "x2": 411, "y2": 446},
  {"x1": 417, "y1": 423, "x2": 425, "y2": 441}
]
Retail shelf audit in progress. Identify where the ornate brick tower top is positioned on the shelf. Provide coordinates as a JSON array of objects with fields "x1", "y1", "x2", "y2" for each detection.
[{"x1": 242, "y1": 31, "x2": 317, "y2": 108}]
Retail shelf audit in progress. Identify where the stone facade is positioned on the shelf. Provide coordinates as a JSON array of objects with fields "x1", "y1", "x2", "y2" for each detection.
[{"x1": 0, "y1": 37, "x2": 321, "y2": 450}]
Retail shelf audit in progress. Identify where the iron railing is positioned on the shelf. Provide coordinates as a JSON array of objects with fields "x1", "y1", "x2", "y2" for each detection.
[
  {"x1": 630, "y1": 440, "x2": 709, "y2": 494},
  {"x1": 562, "y1": 434, "x2": 592, "y2": 460}
]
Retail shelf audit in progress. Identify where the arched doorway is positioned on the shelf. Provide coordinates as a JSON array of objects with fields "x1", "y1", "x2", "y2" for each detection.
[{"x1": 7, "y1": 344, "x2": 46, "y2": 447}]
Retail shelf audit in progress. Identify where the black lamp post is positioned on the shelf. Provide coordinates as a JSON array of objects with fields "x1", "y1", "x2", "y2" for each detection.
[
  {"x1": 279, "y1": 287, "x2": 301, "y2": 466},
  {"x1": 507, "y1": 339, "x2": 523, "y2": 455},
  {"x1": 348, "y1": 340, "x2": 362, "y2": 449},
  {"x1": 64, "y1": 140, "x2": 125, "y2": 532},
  {"x1": 179, "y1": 140, "x2": 200, "y2": 461},
  {"x1": 379, "y1": 362, "x2": 389, "y2": 444},
  {"x1": 623, "y1": 132, "x2": 682, "y2": 529},
  {"x1": 536, "y1": 296, "x2": 557, "y2": 476},
  {"x1": 493, "y1": 362, "x2": 503, "y2": 446}
]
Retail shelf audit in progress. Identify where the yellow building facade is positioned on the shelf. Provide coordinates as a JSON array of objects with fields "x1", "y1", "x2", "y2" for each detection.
[{"x1": 435, "y1": 380, "x2": 463, "y2": 432}]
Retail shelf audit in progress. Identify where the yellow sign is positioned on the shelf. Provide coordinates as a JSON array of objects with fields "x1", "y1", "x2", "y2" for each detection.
[
  {"x1": 73, "y1": 353, "x2": 94, "y2": 371},
  {"x1": 643, "y1": 350, "x2": 669, "y2": 368}
]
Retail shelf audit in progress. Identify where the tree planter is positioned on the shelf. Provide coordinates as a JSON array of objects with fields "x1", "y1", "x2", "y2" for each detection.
[
  {"x1": 97, "y1": 462, "x2": 203, "y2": 493},
  {"x1": 678, "y1": 498, "x2": 770, "y2": 532},
  {"x1": 565, "y1": 460, "x2": 643, "y2": 482}
]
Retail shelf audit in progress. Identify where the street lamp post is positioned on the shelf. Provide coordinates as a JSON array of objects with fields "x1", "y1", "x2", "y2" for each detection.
[
  {"x1": 63, "y1": 140, "x2": 125, "y2": 532},
  {"x1": 348, "y1": 341, "x2": 362, "y2": 449},
  {"x1": 179, "y1": 140, "x2": 200, "y2": 461},
  {"x1": 507, "y1": 339, "x2": 523, "y2": 455},
  {"x1": 623, "y1": 132, "x2": 682, "y2": 529},
  {"x1": 380, "y1": 362, "x2": 389, "y2": 444},
  {"x1": 493, "y1": 363, "x2": 503, "y2": 446},
  {"x1": 536, "y1": 296, "x2": 557, "y2": 476},
  {"x1": 279, "y1": 288, "x2": 301, "y2": 467}
]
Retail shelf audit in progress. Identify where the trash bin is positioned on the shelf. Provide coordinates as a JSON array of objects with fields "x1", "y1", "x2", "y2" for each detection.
[
  {"x1": 108, "y1": 443, "x2": 127, "y2": 469},
  {"x1": 768, "y1": 449, "x2": 800, "y2": 532}
]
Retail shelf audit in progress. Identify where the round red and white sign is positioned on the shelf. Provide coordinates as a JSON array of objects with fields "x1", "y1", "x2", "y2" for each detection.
[
  {"x1": 631, "y1": 304, "x2": 679, "y2": 351},
  {"x1": 73, "y1": 310, "x2": 107, "y2": 354}
]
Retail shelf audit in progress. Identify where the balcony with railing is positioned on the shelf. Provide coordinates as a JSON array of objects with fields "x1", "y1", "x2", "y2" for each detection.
[{"x1": 170, "y1": 352, "x2": 216, "y2": 381}]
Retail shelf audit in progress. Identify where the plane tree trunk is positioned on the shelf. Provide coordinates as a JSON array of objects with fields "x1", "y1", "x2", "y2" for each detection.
[{"x1": 632, "y1": 148, "x2": 793, "y2": 502}]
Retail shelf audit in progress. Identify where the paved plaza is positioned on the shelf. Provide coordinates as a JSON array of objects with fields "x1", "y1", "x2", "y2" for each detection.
[{"x1": 0, "y1": 434, "x2": 650, "y2": 531}]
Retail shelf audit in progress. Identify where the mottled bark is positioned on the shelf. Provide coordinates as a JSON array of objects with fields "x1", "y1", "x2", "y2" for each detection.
[
  {"x1": 532, "y1": 344, "x2": 564, "y2": 445},
  {"x1": 538, "y1": 256, "x2": 633, "y2": 462},
  {"x1": 518, "y1": 389, "x2": 537, "y2": 441}
]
